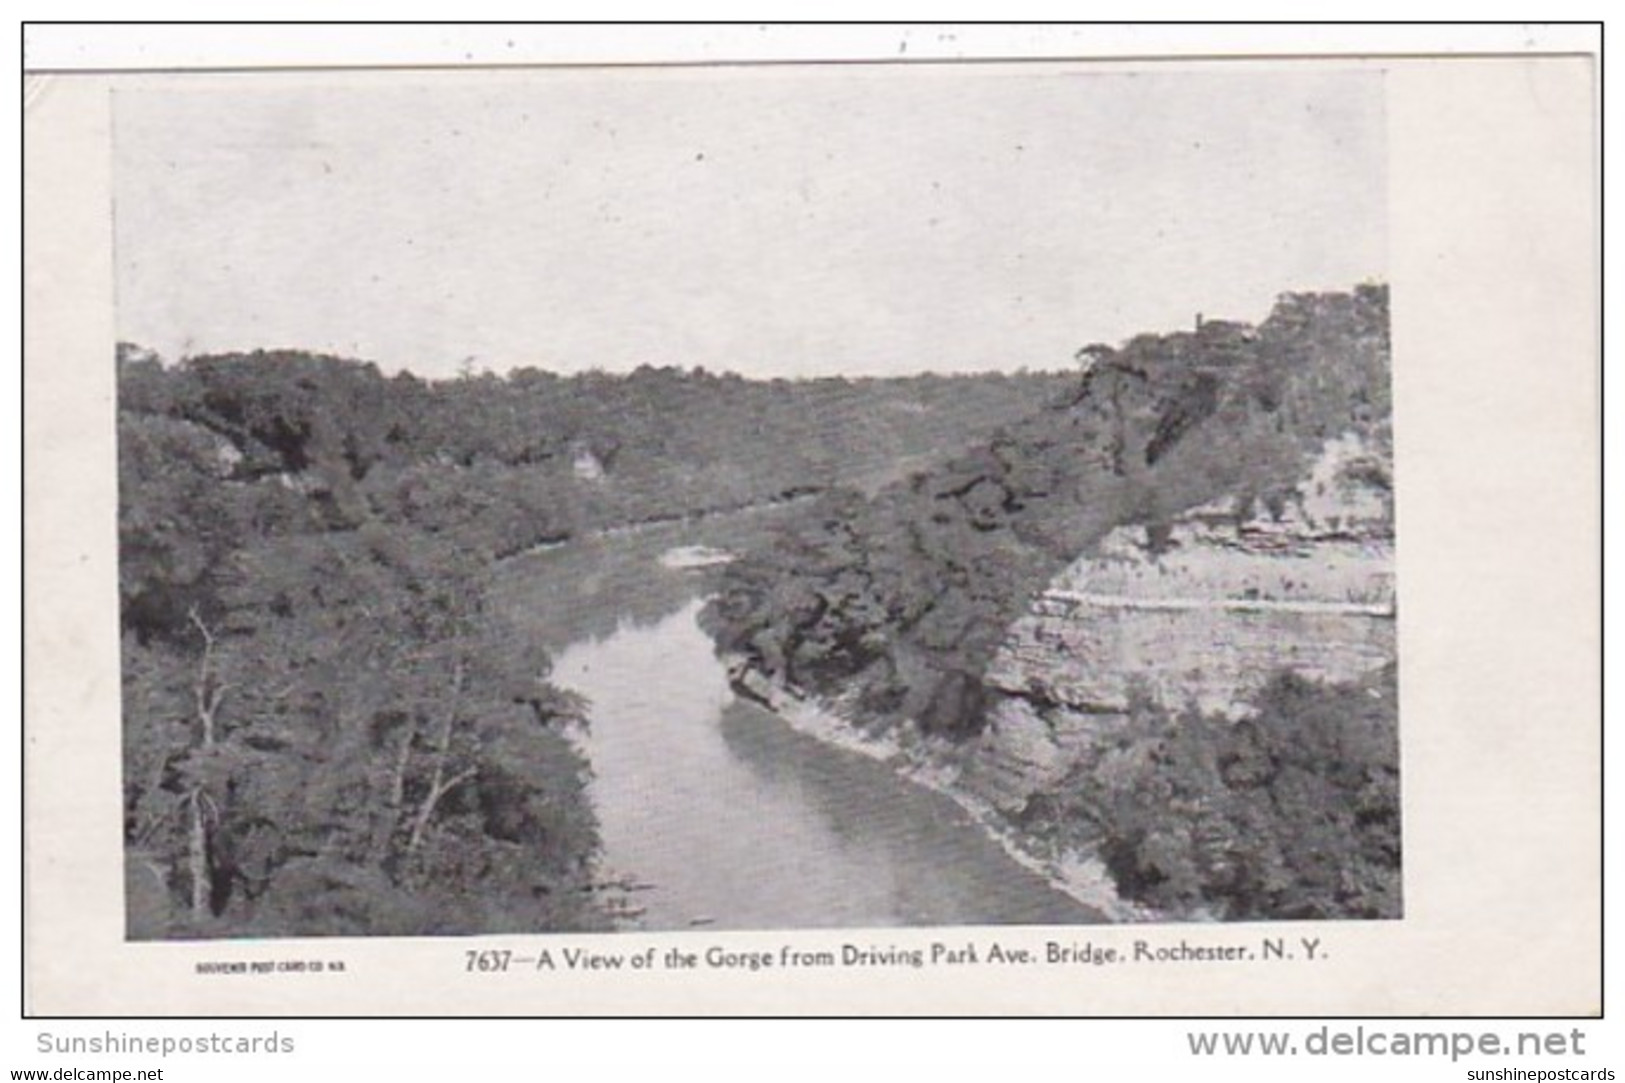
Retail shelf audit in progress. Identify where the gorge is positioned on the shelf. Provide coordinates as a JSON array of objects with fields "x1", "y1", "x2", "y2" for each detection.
[{"x1": 118, "y1": 284, "x2": 1398, "y2": 937}]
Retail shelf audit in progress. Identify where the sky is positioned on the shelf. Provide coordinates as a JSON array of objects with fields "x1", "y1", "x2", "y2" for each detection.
[{"x1": 113, "y1": 64, "x2": 1386, "y2": 379}]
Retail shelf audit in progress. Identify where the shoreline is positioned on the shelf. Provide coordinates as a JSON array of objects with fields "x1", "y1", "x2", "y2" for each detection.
[
  {"x1": 723, "y1": 655, "x2": 1159, "y2": 925},
  {"x1": 497, "y1": 489, "x2": 824, "y2": 564}
]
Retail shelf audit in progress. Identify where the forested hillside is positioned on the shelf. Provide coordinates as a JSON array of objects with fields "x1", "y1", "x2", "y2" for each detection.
[
  {"x1": 701, "y1": 285, "x2": 1399, "y2": 920},
  {"x1": 704, "y1": 286, "x2": 1391, "y2": 735},
  {"x1": 118, "y1": 350, "x2": 1069, "y2": 938}
]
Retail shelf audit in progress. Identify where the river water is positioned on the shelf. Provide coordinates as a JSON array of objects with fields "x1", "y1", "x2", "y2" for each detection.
[{"x1": 498, "y1": 521, "x2": 1099, "y2": 931}]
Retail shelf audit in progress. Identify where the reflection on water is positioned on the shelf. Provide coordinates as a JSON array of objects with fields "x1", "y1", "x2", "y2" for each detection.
[
  {"x1": 491, "y1": 534, "x2": 702, "y2": 654},
  {"x1": 497, "y1": 514, "x2": 1097, "y2": 929},
  {"x1": 489, "y1": 511, "x2": 793, "y2": 654},
  {"x1": 546, "y1": 587, "x2": 1098, "y2": 931}
]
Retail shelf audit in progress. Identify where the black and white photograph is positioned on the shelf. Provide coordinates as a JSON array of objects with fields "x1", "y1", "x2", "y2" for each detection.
[
  {"x1": 21, "y1": 19, "x2": 1606, "y2": 1030},
  {"x1": 109, "y1": 61, "x2": 1401, "y2": 941}
]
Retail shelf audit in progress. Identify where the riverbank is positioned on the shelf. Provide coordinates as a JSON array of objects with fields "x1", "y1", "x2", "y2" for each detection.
[
  {"x1": 496, "y1": 488, "x2": 825, "y2": 563},
  {"x1": 723, "y1": 656, "x2": 1157, "y2": 924}
]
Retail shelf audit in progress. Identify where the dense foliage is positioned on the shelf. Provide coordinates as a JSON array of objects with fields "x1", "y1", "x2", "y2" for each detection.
[
  {"x1": 703, "y1": 286, "x2": 1392, "y2": 737},
  {"x1": 120, "y1": 391, "x2": 600, "y2": 936},
  {"x1": 118, "y1": 349, "x2": 1069, "y2": 937},
  {"x1": 1047, "y1": 665, "x2": 1401, "y2": 920}
]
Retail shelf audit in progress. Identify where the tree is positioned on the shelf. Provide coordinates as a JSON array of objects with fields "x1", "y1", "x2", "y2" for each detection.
[
  {"x1": 1069, "y1": 666, "x2": 1400, "y2": 921},
  {"x1": 119, "y1": 354, "x2": 606, "y2": 938},
  {"x1": 118, "y1": 413, "x2": 247, "y2": 642}
]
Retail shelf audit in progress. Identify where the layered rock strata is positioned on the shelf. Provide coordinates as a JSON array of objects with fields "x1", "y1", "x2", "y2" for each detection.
[{"x1": 966, "y1": 433, "x2": 1395, "y2": 813}]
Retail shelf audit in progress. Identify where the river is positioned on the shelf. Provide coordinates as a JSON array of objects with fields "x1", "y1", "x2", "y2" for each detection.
[{"x1": 494, "y1": 517, "x2": 1099, "y2": 931}]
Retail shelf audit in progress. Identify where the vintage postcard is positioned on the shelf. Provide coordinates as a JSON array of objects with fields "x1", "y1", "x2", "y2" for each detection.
[{"x1": 23, "y1": 43, "x2": 1598, "y2": 1015}]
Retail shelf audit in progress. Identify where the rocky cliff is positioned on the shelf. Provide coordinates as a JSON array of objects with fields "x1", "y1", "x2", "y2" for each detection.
[
  {"x1": 702, "y1": 284, "x2": 1401, "y2": 920},
  {"x1": 964, "y1": 431, "x2": 1395, "y2": 813}
]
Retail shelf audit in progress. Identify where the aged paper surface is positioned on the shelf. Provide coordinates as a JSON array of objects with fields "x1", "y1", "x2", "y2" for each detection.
[{"x1": 23, "y1": 52, "x2": 1597, "y2": 1015}]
